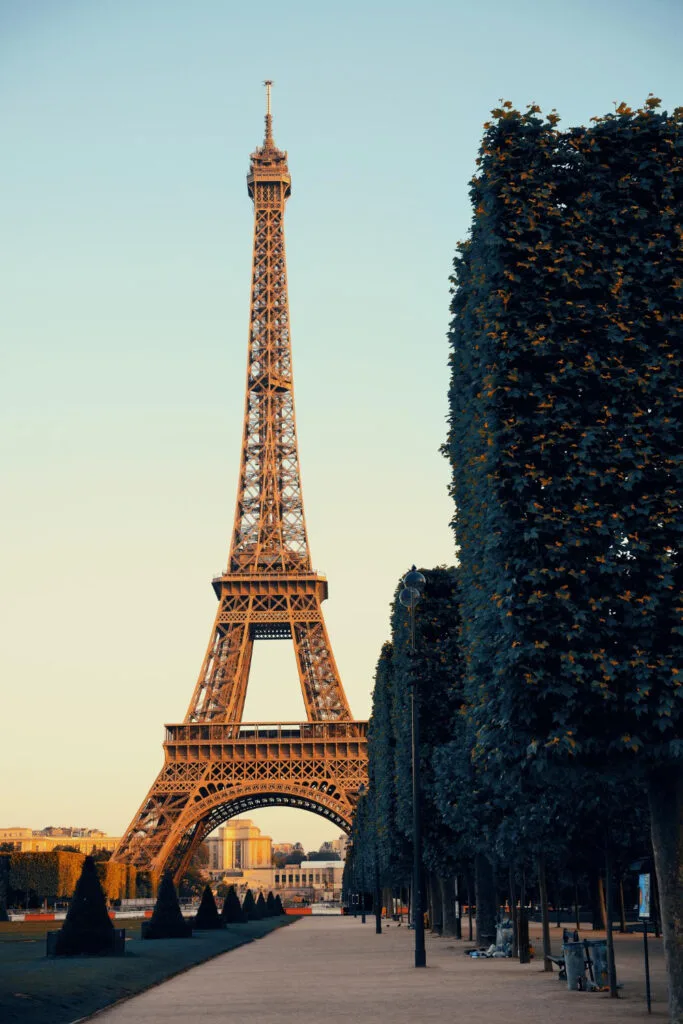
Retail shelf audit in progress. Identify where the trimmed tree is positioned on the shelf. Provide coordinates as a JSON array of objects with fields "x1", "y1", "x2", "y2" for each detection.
[
  {"x1": 0, "y1": 856, "x2": 9, "y2": 922},
  {"x1": 266, "y1": 891, "x2": 277, "y2": 917},
  {"x1": 241, "y1": 888, "x2": 257, "y2": 921},
  {"x1": 446, "y1": 99, "x2": 683, "y2": 1016},
  {"x1": 53, "y1": 856, "x2": 116, "y2": 956},
  {"x1": 275, "y1": 894, "x2": 285, "y2": 915},
  {"x1": 220, "y1": 885, "x2": 245, "y2": 924},
  {"x1": 194, "y1": 884, "x2": 222, "y2": 929},
  {"x1": 142, "y1": 871, "x2": 192, "y2": 939},
  {"x1": 255, "y1": 891, "x2": 267, "y2": 919}
]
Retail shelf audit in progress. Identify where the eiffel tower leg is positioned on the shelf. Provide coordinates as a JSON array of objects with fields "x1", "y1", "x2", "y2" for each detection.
[
  {"x1": 293, "y1": 613, "x2": 352, "y2": 721},
  {"x1": 186, "y1": 618, "x2": 254, "y2": 723}
]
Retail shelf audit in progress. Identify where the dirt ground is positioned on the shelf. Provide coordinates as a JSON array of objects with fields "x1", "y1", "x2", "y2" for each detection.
[{"x1": 92, "y1": 916, "x2": 667, "y2": 1023}]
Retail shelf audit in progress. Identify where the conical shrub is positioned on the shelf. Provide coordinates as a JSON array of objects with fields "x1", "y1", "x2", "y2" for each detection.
[
  {"x1": 220, "y1": 885, "x2": 245, "y2": 924},
  {"x1": 242, "y1": 888, "x2": 257, "y2": 921},
  {"x1": 54, "y1": 856, "x2": 115, "y2": 955},
  {"x1": 266, "y1": 891, "x2": 277, "y2": 917},
  {"x1": 275, "y1": 894, "x2": 285, "y2": 915},
  {"x1": 142, "y1": 871, "x2": 192, "y2": 939},
  {"x1": 255, "y1": 891, "x2": 267, "y2": 919},
  {"x1": 194, "y1": 885, "x2": 222, "y2": 929}
]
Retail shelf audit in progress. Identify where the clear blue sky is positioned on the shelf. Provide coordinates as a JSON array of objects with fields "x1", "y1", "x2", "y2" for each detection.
[{"x1": 1, "y1": 0, "x2": 681, "y2": 850}]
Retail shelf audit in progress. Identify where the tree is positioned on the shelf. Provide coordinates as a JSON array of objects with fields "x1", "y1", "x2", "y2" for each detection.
[
  {"x1": 178, "y1": 843, "x2": 209, "y2": 899},
  {"x1": 194, "y1": 885, "x2": 222, "y2": 929},
  {"x1": 241, "y1": 888, "x2": 257, "y2": 921},
  {"x1": 53, "y1": 856, "x2": 116, "y2": 956},
  {"x1": 142, "y1": 871, "x2": 192, "y2": 939},
  {"x1": 91, "y1": 848, "x2": 112, "y2": 862},
  {"x1": 446, "y1": 99, "x2": 683, "y2": 1017},
  {"x1": 305, "y1": 851, "x2": 340, "y2": 862},
  {"x1": 255, "y1": 891, "x2": 267, "y2": 919},
  {"x1": 220, "y1": 885, "x2": 245, "y2": 924},
  {"x1": 0, "y1": 856, "x2": 10, "y2": 922},
  {"x1": 266, "y1": 891, "x2": 277, "y2": 917},
  {"x1": 275, "y1": 894, "x2": 285, "y2": 915}
]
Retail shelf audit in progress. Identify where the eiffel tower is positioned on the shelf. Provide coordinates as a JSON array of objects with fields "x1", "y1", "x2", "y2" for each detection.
[{"x1": 112, "y1": 85, "x2": 368, "y2": 880}]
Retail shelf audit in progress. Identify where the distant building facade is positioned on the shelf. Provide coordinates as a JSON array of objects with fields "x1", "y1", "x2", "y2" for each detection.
[
  {"x1": 0, "y1": 827, "x2": 119, "y2": 854},
  {"x1": 274, "y1": 859, "x2": 343, "y2": 902},
  {"x1": 205, "y1": 819, "x2": 272, "y2": 872}
]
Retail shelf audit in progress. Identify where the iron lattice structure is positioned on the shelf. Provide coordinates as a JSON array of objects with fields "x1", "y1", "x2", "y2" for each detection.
[{"x1": 112, "y1": 88, "x2": 367, "y2": 880}]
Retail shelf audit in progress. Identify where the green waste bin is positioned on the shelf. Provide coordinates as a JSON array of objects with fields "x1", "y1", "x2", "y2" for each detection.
[
  {"x1": 585, "y1": 939, "x2": 609, "y2": 988},
  {"x1": 563, "y1": 941, "x2": 585, "y2": 990}
]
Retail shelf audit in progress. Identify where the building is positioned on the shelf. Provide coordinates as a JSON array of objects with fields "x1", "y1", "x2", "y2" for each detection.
[
  {"x1": 322, "y1": 835, "x2": 348, "y2": 860},
  {"x1": 205, "y1": 819, "x2": 272, "y2": 873},
  {"x1": 274, "y1": 860, "x2": 344, "y2": 902},
  {"x1": 0, "y1": 827, "x2": 119, "y2": 854}
]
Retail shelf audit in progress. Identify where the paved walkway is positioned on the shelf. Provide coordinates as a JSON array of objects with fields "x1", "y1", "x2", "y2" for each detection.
[{"x1": 93, "y1": 918, "x2": 668, "y2": 1023}]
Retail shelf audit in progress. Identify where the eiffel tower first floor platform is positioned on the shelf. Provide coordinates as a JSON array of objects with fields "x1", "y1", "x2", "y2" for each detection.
[{"x1": 111, "y1": 721, "x2": 368, "y2": 881}]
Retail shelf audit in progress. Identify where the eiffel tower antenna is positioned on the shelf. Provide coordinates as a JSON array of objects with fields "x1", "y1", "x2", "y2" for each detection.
[
  {"x1": 112, "y1": 90, "x2": 368, "y2": 881},
  {"x1": 264, "y1": 79, "x2": 273, "y2": 144}
]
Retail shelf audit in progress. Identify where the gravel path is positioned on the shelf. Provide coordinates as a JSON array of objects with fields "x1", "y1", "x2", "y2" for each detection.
[{"x1": 91, "y1": 917, "x2": 668, "y2": 1023}]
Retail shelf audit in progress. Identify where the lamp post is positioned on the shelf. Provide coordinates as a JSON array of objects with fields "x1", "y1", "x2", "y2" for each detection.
[{"x1": 400, "y1": 564, "x2": 426, "y2": 969}]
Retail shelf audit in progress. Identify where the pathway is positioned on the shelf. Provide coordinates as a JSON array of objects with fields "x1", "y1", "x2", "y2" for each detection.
[{"x1": 92, "y1": 917, "x2": 668, "y2": 1023}]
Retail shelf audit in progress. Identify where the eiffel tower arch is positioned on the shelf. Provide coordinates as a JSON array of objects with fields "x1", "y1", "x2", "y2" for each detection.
[{"x1": 112, "y1": 85, "x2": 368, "y2": 881}]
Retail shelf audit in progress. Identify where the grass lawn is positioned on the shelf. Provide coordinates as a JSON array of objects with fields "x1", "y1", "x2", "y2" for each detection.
[{"x1": 0, "y1": 916, "x2": 296, "y2": 1023}]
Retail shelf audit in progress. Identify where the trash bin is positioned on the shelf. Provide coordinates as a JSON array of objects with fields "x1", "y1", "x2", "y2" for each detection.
[
  {"x1": 585, "y1": 939, "x2": 609, "y2": 988},
  {"x1": 496, "y1": 921, "x2": 513, "y2": 955},
  {"x1": 563, "y1": 941, "x2": 585, "y2": 990}
]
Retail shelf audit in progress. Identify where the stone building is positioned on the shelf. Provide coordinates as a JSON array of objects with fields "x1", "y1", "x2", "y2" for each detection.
[{"x1": 0, "y1": 827, "x2": 119, "y2": 854}]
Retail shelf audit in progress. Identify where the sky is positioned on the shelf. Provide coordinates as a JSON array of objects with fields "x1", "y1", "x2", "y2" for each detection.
[{"x1": 1, "y1": 0, "x2": 682, "y2": 852}]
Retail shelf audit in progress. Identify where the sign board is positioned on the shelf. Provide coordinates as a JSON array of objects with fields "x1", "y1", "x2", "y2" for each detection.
[{"x1": 638, "y1": 873, "x2": 651, "y2": 919}]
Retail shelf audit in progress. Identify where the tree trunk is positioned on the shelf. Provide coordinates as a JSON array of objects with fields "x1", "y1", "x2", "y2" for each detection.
[
  {"x1": 430, "y1": 873, "x2": 443, "y2": 934},
  {"x1": 475, "y1": 853, "x2": 496, "y2": 948},
  {"x1": 618, "y1": 878, "x2": 627, "y2": 934},
  {"x1": 509, "y1": 865, "x2": 518, "y2": 958},
  {"x1": 537, "y1": 854, "x2": 552, "y2": 972},
  {"x1": 440, "y1": 876, "x2": 457, "y2": 937},
  {"x1": 605, "y1": 847, "x2": 618, "y2": 998},
  {"x1": 652, "y1": 863, "x2": 662, "y2": 938},
  {"x1": 598, "y1": 876, "x2": 607, "y2": 930},
  {"x1": 467, "y1": 874, "x2": 474, "y2": 941},
  {"x1": 454, "y1": 874, "x2": 462, "y2": 939},
  {"x1": 574, "y1": 880, "x2": 581, "y2": 932},
  {"x1": 648, "y1": 764, "x2": 683, "y2": 1024},
  {"x1": 519, "y1": 870, "x2": 530, "y2": 964},
  {"x1": 590, "y1": 873, "x2": 604, "y2": 930}
]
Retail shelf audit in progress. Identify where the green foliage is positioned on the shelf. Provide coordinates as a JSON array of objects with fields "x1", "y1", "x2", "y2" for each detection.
[
  {"x1": 95, "y1": 860, "x2": 129, "y2": 902},
  {"x1": 241, "y1": 888, "x2": 257, "y2": 921},
  {"x1": 447, "y1": 99, "x2": 682, "y2": 779},
  {"x1": 266, "y1": 891, "x2": 277, "y2": 916},
  {"x1": 194, "y1": 885, "x2": 222, "y2": 929},
  {"x1": 0, "y1": 855, "x2": 9, "y2": 921},
  {"x1": 351, "y1": 568, "x2": 469, "y2": 892},
  {"x1": 10, "y1": 851, "x2": 85, "y2": 902},
  {"x1": 143, "y1": 872, "x2": 192, "y2": 939},
  {"x1": 220, "y1": 885, "x2": 245, "y2": 924},
  {"x1": 53, "y1": 856, "x2": 116, "y2": 956},
  {"x1": 255, "y1": 891, "x2": 267, "y2": 919},
  {"x1": 274, "y1": 894, "x2": 285, "y2": 915}
]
